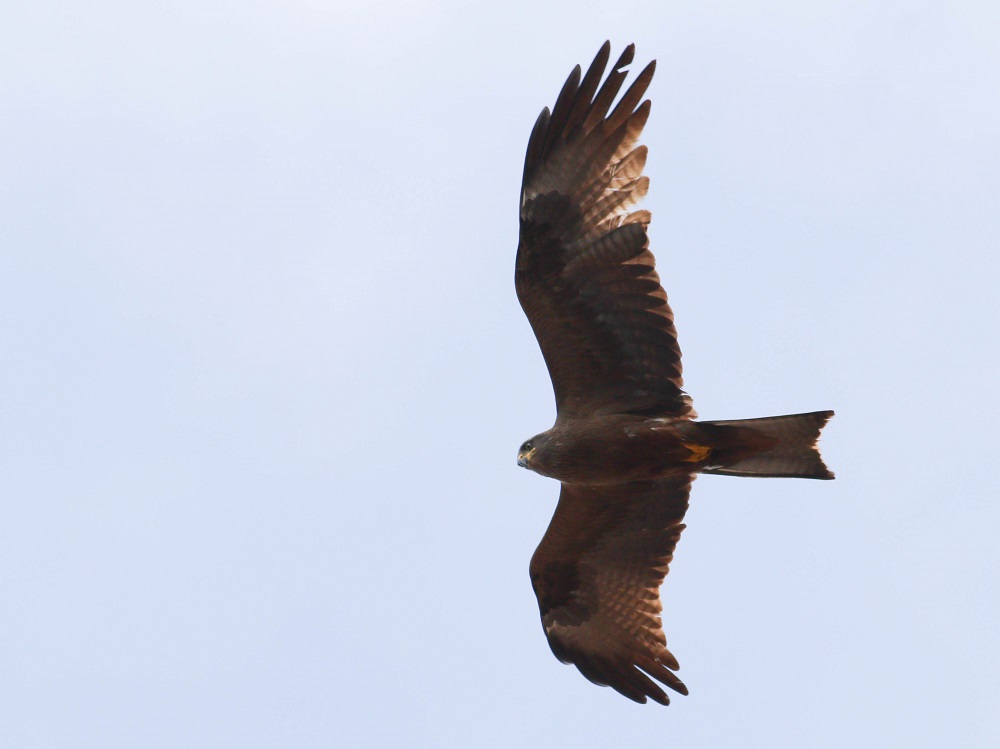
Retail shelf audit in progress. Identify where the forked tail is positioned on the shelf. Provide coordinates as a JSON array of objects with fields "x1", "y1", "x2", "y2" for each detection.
[{"x1": 698, "y1": 410, "x2": 835, "y2": 479}]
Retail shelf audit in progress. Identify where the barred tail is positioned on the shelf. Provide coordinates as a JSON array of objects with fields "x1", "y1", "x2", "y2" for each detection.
[{"x1": 699, "y1": 410, "x2": 835, "y2": 480}]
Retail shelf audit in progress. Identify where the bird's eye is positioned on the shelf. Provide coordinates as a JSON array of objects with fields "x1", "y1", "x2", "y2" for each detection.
[{"x1": 521, "y1": 441, "x2": 533, "y2": 452}]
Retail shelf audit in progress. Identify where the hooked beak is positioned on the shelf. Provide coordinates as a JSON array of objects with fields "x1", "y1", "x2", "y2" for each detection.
[{"x1": 517, "y1": 448, "x2": 535, "y2": 469}]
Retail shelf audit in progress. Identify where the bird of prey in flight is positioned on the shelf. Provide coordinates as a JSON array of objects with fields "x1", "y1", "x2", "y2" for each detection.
[{"x1": 516, "y1": 42, "x2": 834, "y2": 705}]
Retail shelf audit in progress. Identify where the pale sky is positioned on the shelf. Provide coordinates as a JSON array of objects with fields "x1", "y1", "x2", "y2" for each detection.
[{"x1": 2, "y1": 1, "x2": 999, "y2": 747}]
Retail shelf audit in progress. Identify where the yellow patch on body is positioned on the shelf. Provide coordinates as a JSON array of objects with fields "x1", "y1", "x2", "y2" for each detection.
[{"x1": 681, "y1": 442, "x2": 712, "y2": 463}]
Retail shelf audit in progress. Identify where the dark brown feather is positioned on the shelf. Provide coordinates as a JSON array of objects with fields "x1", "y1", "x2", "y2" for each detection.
[
  {"x1": 529, "y1": 477, "x2": 693, "y2": 704},
  {"x1": 516, "y1": 43, "x2": 693, "y2": 419}
]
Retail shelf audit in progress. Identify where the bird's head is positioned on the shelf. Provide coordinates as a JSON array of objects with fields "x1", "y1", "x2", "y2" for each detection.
[{"x1": 517, "y1": 433, "x2": 547, "y2": 472}]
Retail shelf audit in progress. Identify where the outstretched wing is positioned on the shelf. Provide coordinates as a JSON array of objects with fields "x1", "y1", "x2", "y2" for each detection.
[
  {"x1": 529, "y1": 477, "x2": 693, "y2": 705},
  {"x1": 516, "y1": 42, "x2": 693, "y2": 419}
]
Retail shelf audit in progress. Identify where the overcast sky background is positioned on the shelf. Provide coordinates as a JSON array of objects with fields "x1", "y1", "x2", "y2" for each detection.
[{"x1": 2, "y1": 1, "x2": 999, "y2": 747}]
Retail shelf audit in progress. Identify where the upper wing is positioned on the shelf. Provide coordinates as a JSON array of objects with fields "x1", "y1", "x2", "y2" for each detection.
[
  {"x1": 516, "y1": 43, "x2": 693, "y2": 419},
  {"x1": 529, "y1": 477, "x2": 693, "y2": 705}
]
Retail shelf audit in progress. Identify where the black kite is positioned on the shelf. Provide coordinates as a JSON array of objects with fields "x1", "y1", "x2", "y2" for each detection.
[{"x1": 515, "y1": 42, "x2": 834, "y2": 706}]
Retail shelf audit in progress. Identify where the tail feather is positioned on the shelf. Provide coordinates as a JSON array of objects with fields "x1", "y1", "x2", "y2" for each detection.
[{"x1": 699, "y1": 410, "x2": 834, "y2": 480}]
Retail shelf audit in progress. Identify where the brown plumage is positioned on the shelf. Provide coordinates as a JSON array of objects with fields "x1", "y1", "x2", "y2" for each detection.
[{"x1": 515, "y1": 42, "x2": 834, "y2": 706}]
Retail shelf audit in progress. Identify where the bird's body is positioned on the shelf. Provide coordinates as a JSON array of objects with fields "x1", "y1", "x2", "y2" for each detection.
[
  {"x1": 520, "y1": 411, "x2": 832, "y2": 486},
  {"x1": 515, "y1": 42, "x2": 834, "y2": 706},
  {"x1": 520, "y1": 414, "x2": 704, "y2": 484}
]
